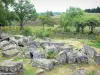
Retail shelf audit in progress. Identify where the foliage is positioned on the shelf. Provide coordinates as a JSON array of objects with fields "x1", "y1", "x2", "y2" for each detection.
[
  {"x1": 37, "y1": 29, "x2": 51, "y2": 38},
  {"x1": 46, "y1": 11, "x2": 54, "y2": 16},
  {"x1": 85, "y1": 6, "x2": 100, "y2": 13},
  {"x1": 0, "y1": 0, "x2": 15, "y2": 26},
  {"x1": 46, "y1": 51, "x2": 57, "y2": 59},
  {"x1": 14, "y1": 0, "x2": 37, "y2": 30},
  {"x1": 87, "y1": 71, "x2": 93, "y2": 75},
  {"x1": 60, "y1": 7, "x2": 85, "y2": 32},
  {"x1": 81, "y1": 39, "x2": 100, "y2": 48},
  {"x1": 38, "y1": 12, "x2": 55, "y2": 29},
  {"x1": 86, "y1": 17, "x2": 100, "y2": 34},
  {"x1": 22, "y1": 27, "x2": 32, "y2": 36},
  {"x1": 96, "y1": 34, "x2": 100, "y2": 43},
  {"x1": 42, "y1": 30, "x2": 51, "y2": 37}
]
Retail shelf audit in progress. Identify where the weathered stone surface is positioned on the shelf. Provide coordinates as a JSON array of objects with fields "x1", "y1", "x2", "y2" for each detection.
[
  {"x1": 95, "y1": 54, "x2": 100, "y2": 64},
  {"x1": 2, "y1": 49, "x2": 19, "y2": 58},
  {"x1": 40, "y1": 41, "x2": 51, "y2": 47},
  {"x1": 0, "y1": 39, "x2": 19, "y2": 58},
  {"x1": 14, "y1": 35, "x2": 23, "y2": 39},
  {"x1": 50, "y1": 42, "x2": 65, "y2": 47},
  {"x1": 63, "y1": 47, "x2": 73, "y2": 53},
  {"x1": 83, "y1": 44, "x2": 97, "y2": 57},
  {"x1": 69, "y1": 68, "x2": 85, "y2": 75},
  {"x1": 0, "y1": 60, "x2": 23, "y2": 73},
  {"x1": 25, "y1": 50, "x2": 45, "y2": 59},
  {"x1": 50, "y1": 59, "x2": 59, "y2": 65},
  {"x1": 33, "y1": 51, "x2": 45, "y2": 59},
  {"x1": 0, "y1": 41, "x2": 10, "y2": 49},
  {"x1": 75, "y1": 52, "x2": 88, "y2": 63},
  {"x1": 10, "y1": 37, "x2": 18, "y2": 45},
  {"x1": 2, "y1": 44, "x2": 17, "y2": 51},
  {"x1": 94, "y1": 72, "x2": 100, "y2": 75},
  {"x1": 67, "y1": 52, "x2": 76, "y2": 64},
  {"x1": 44, "y1": 45, "x2": 60, "y2": 53},
  {"x1": 0, "y1": 33, "x2": 10, "y2": 39},
  {"x1": 28, "y1": 41, "x2": 41, "y2": 48},
  {"x1": 36, "y1": 69, "x2": 44, "y2": 75},
  {"x1": 43, "y1": 37, "x2": 51, "y2": 42},
  {"x1": 32, "y1": 58, "x2": 54, "y2": 70},
  {"x1": 56, "y1": 51, "x2": 67, "y2": 64}
]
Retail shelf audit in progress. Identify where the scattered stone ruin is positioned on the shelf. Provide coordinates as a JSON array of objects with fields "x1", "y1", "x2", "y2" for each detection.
[{"x1": 0, "y1": 32, "x2": 100, "y2": 74}]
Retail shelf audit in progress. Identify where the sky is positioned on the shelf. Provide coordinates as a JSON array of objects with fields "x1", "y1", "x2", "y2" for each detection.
[{"x1": 30, "y1": 0, "x2": 100, "y2": 12}]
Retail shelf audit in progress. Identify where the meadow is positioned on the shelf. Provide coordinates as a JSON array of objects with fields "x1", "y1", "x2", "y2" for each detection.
[{"x1": 0, "y1": 13, "x2": 100, "y2": 75}]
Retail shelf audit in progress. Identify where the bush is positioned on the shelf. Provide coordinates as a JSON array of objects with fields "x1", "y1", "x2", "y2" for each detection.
[
  {"x1": 46, "y1": 51, "x2": 57, "y2": 59},
  {"x1": 42, "y1": 31, "x2": 51, "y2": 37},
  {"x1": 96, "y1": 34, "x2": 100, "y2": 42},
  {"x1": 22, "y1": 27, "x2": 32, "y2": 36},
  {"x1": 87, "y1": 71, "x2": 93, "y2": 75},
  {"x1": 36, "y1": 29, "x2": 51, "y2": 38}
]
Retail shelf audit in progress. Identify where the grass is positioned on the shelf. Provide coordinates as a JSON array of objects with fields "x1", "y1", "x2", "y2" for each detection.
[
  {"x1": 0, "y1": 53, "x2": 36, "y2": 75},
  {"x1": 0, "y1": 13, "x2": 100, "y2": 75},
  {"x1": 0, "y1": 53, "x2": 100, "y2": 75},
  {"x1": 44, "y1": 64, "x2": 100, "y2": 75}
]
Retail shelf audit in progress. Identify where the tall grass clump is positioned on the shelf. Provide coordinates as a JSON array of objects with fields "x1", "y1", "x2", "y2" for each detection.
[{"x1": 22, "y1": 27, "x2": 33, "y2": 36}]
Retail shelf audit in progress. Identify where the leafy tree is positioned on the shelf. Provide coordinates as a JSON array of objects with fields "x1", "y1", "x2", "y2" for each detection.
[
  {"x1": 85, "y1": 6, "x2": 100, "y2": 13},
  {"x1": 0, "y1": 0, "x2": 14, "y2": 25},
  {"x1": 86, "y1": 18, "x2": 100, "y2": 34},
  {"x1": 14, "y1": 0, "x2": 37, "y2": 30},
  {"x1": 38, "y1": 13, "x2": 47, "y2": 30},
  {"x1": 60, "y1": 7, "x2": 85, "y2": 32},
  {"x1": 0, "y1": 0, "x2": 15, "y2": 33},
  {"x1": 38, "y1": 12, "x2": 55, "y2": 30},
  {"x1": 46, "y1": 11, "x2": 53, "y2": 16}
]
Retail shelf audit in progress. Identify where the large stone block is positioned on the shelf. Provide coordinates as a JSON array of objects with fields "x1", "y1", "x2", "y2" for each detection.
[
  {"x1": 83, "y1": 44, "x2": 97, "y2": 57},
  {"x1": 2, "y1": 49, "x2": 19, "y2": 58},
  {"x1": 69, "y1": 68, "x2": 85, "y2": 75},
  {"x1": 56, "y1": 51, "x2": 67, "y2": 64},
  {"x1": 95, "y1": 54, "x2": 100, "y2": 64},
  {"x1": 32, "y1": 58, "x2": 54, "y2": 70},
  {"x1": 0, "y1": 60, "x2": 23, "y2": 73}
]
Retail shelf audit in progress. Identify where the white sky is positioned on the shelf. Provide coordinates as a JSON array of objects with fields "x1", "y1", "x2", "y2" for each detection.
[{"x1": 30, "y1": 0, "x2": 100, "y2": 12}]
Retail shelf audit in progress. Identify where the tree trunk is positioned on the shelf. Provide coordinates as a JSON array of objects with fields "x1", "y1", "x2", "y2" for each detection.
[
  {"x1": 81, "y1": 26, "x2": 84, "y2": 34},
  {"x1": 20, "y1": 20, "x2": 23, "y2": 30},
  {"x1": 0, "y1": 26, "x2": 2, "y2": 39},
  {"x1": 76, "y1": 25, "x2": 80, "y2": 32},
  {"x1": 90, "y1": 26, "x2": 94, "y2": 34},
  {"x1": 43, "y1": 22, "x2": 44, "y2": 30}
]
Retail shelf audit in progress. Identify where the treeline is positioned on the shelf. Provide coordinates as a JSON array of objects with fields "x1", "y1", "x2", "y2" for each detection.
[
  {"x1": 60, "y1": 7, "x2": 100, "y2": 34},
  {"x1": 85, "y1": 7, "x2": 100, "y2": 13},
  {"x1": 0, "y1": 0, "x2": 55, "y2": 31}
]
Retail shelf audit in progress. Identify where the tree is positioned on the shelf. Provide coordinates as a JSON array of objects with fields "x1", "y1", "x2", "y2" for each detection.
[
  {"x1": 86, "y1": 18, "x2": 99, "y2": 34},
  {"x1": 60, "y1": 7, "x2": 85, "y2": 32},
  {"x1": 0, "y1": 0, "x2": 15, "y2": 33},
  {"x1": 45, "y1": 11, "x2": 53, "y2": 16},
  {"x1": 38, "y1": 13, "x2": 47, "y2": 30},
  {"x1": 85, "y1": 6, "x2": 100, "y2": 13},
  {"x1": 0, "y1": 0, "x2": 14, "y2": 25},
  {"x1": 38, "y1": 12, "x2": 55, "y2": 30},
  {"x1": 14, "y1": 0, "x2": 36, "y2": 30}
]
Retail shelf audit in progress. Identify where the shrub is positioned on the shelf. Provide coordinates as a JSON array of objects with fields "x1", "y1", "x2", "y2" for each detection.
[
  {"x1": 36, "y1": 29, "x2": 51, "y2": 38},
  {"x1": 87, "y1": 71, "x2": 93, "y2": 75},
  {"x1": 46, "y1": 51, "x2": 57, "y2": 59},
  {"x1": 42, "y1": 31, "x2": 51, "y2": 37},
  {"x1": 47, "y1": 28, "x2": 52, "y2": 31},
  {"x1": 96, "y1": 34, "x2": 100, "y2": 43},
  {"x1": 22, "y1": 27, "x2": 32, "y2": 36}
]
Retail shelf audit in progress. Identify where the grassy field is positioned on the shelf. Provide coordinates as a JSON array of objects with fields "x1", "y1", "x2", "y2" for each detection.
[
  {"x1": 1, "y1": 25, "x2": 100, "y2": 48},
  {"x1": 0, "y1": 13, "x2": 100, "y2": 75}
]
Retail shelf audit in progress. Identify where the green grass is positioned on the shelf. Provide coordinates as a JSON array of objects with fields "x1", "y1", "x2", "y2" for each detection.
[
  {"x1": 0, "y1": 13, "x2": 100, "y2": 75},
  {"x1": 81, "y1": 39, "x2": 100, "y2": 48}
]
